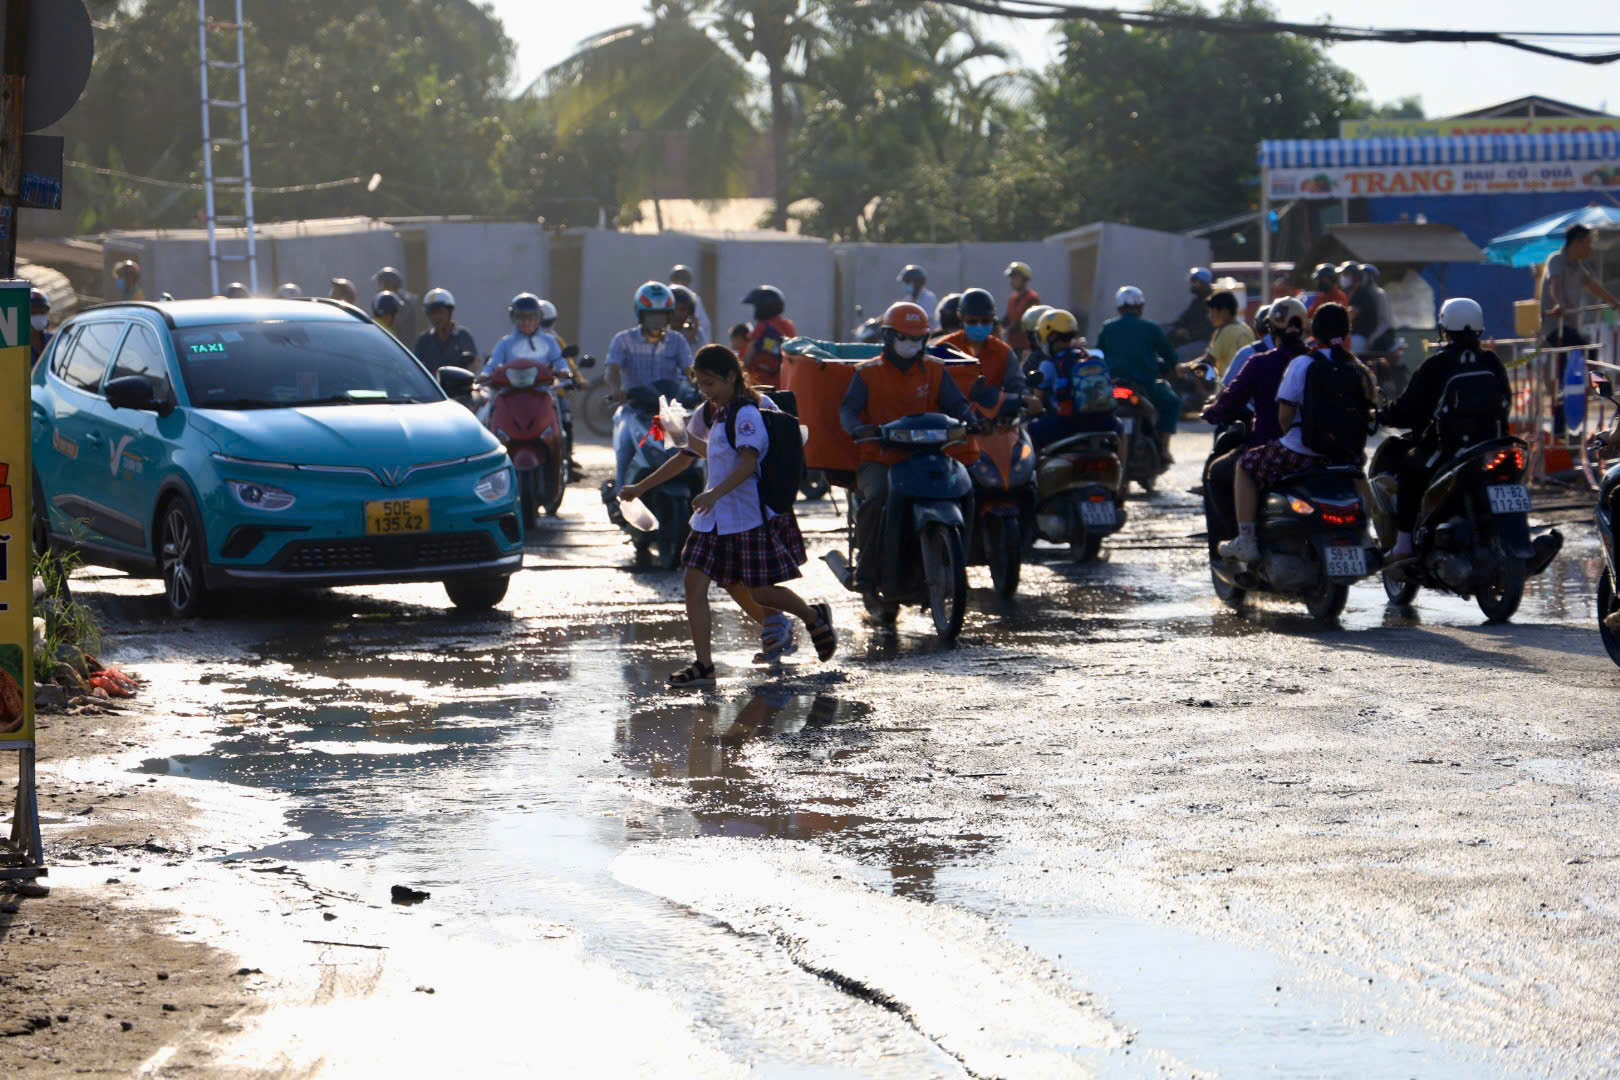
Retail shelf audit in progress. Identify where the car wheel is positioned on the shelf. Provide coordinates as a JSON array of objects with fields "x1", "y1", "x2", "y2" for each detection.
[
  {"x1": 158, "y1": 496, "x2": 212, "y2": 618},
  {"x1": 444, "y1": 575, "x2": 510, "y2": 611}
]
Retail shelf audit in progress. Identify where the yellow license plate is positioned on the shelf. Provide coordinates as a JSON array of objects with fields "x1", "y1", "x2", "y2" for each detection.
[{"x1": 365, "y1": 498, "x2": 430, "y2": 535}]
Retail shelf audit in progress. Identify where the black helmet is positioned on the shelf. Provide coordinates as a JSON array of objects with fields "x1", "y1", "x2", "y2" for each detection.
[
  {"x1": 669, "y1": 284, "x2": 697, "y2": 311},
  {"x1": 742, "y1": 285, "x2": 785, "y2": 320},
  {"x1": 935, "y1": 293, "x2": 962, "y2": 332},
  {"x1": 959, "y1": 287, "x2": 996, "y2": 320},
  {"x1": 669, "y1": 264, "x2": 694, "y2": 286},
  {"x1": 375, "y1": 265, "x2": 403, "y2": 289},
  {"x1": 508, "y1": 292, "x2": 542, "y2": 319},
  {"x1": 29, "y1": 287, "x2": 49, "y2": 310},
  {"x1": 372, "y1": 290, "x2": 403, "y2": 317},
  {"x1": 1313, "y1": 262, "x2": 1336, "y2": 284}
]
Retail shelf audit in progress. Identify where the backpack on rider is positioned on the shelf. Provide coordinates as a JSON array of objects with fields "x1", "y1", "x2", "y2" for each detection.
[{"x1": 1298, "y1": 347, "x2": 1375, "y2": 463}]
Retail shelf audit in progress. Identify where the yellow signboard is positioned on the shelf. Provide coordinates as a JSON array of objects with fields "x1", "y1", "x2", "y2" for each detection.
[
  {"x1": 0, "y1": 280, "x2": 33, "y2": 749},
  {"x1": 1341, "y1": 116, "x2": 1620, "y2": 140}
]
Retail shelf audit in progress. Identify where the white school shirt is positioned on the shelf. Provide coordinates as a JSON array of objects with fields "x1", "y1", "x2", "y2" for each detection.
[{"x1": 686, "y1": 394, "x2": 781, "y2": 535}]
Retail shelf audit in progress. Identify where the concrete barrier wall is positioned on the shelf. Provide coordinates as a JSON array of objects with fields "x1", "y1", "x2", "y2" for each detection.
[
  {"x1": 1056, "y1": 225, "x2": 1212, "y2": 337},
  {"x1": 573, "y1": 230, "x2": 700, "y2": 358},
  {"x1": 420, "y1": 222, "x2": 548, "y2": 354},
  {"x1": 830, "y1": 242, "x2": 1068, "y2": 338}
]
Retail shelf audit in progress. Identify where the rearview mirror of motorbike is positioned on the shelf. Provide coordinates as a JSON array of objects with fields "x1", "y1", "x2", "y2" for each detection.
[
  {"x1": 562, "y1": 344, "x2": 580, "y2": 360},
  {"x1": 577, "y1": 354, "x2": 597, "y2": 370},
  {"x1": 437, "y1": 365, "x2": 477, "y2": 398},
  {"x1": 1026, "y1": 370, "x2": 1045, "y2": 389},
  {"x1": 1593, "y1": 374, "x2": 1614, "y2": 401}
]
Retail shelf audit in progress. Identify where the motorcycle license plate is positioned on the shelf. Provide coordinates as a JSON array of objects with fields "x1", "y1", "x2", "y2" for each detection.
[
  {"x1": 1323, "y1": 543, "x2": 1367, "y2": 578},
  {"x1": 1119, "y1": 418, "x2": 1135, "y2": 434},
  {"x1": 1486, "y1": 483, "x2": 1532, "y2": 514},
  {"x1": 1080, "y1": 500, "x2": 1116, "y2": 527},
  {"x1": 366, "y1": 498, "x2": 430, "y2": 535}
]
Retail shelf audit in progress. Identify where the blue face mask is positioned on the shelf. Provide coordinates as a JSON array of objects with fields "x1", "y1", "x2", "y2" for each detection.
[{"x1": 964, "y1": 322, "x2": 992, "y2": 343}]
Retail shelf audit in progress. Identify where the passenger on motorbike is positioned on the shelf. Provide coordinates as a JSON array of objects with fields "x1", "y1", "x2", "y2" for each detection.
[
  {"x1": 1308, "y1": 263, "x2": 1348, "y2": 315},
  {"x1": 606, "y1": 282, "x2": 696, "y2": 489},
  {"x1": 670, "y1": 284, "x2": 705, "y2": 349},
  {"x1": 1095, "y1": 285, "x2": 1183, "y2": 462},
  {"x1": 669, "y1": 265, "x2": 713, "y2": 345},
  {"x1": 1028, "y1": 309, "x2": 1120, "y2": 449},
  {"x1": 1019, "y1": 304, "x2": 1053, "y2": 371},
  {"x1": 738, "y1": 285, "x2": 797, "y2": 386},
  {"x1": 1377, "y1": 297, "x2": 1511, "y2": 565},
  {"x1": 934, "y1": 293, "x2": 964, "y2": 340},
  {"x1": 534, "y1": 298, "x2": 585, "y2": 480},
  {"x1": 897, "y1": 265, "x2": 939, "y2": 328},
  {"x1": 1222, "y1": 303, "x2": 1273, "y2": 389},
  {"x1": 1199, "y1": 290, "x2": 1255, "y2": 380},
  {"x1": 1004, "y1": 261, "x2": 1041, "y2": 354},
  {"x1": 840, "y1": 301, "x2": 974, "y2": 594},
  {"x1": 1202, "y1": 297, "x2": 1311, "y2": 547},
  {"x1": 371, "y1": 291, "x2": 404, "y2": 340},
  {"x1": 1219, "y1": 303, "x2": 1376, "y2": 565},
  {"x1": 937, "y1": 288, "x2": 1029, "y2": 406},
  {"x1": 1346, "y1": 263, "x2": 1396, "y2": 355},
  {"x1": 413, "y1": 288, "x2": 479, "y2": 375}
]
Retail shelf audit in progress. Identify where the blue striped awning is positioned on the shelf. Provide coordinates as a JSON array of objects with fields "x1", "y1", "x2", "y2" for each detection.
[{"x1": 1259, "y1": 132, "x2": 1620, "y2": 170}]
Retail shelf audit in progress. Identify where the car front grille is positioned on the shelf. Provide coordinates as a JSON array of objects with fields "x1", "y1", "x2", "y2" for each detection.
[{"x1": 277, "y1": 532, "x2": 500, "y2": 573}]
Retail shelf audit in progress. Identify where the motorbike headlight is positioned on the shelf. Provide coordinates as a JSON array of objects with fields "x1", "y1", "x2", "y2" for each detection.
[
  {"x1": 474, "y1": 466, "x2": 514, "y2": 503},
  {"x1": 227, "y1": 481, "x2": 296, "y2": 511},
  {"x1": 506, "y1": 366, "x2": 539, "y2": 388},
  {"x1": 970, "y1": 455, "x2": 1002, "y2": 488}
]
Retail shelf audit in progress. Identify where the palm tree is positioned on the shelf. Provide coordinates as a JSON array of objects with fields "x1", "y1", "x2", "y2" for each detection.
[{"x1": 538, "y1": 1, "x2": 757, "y2": 227}]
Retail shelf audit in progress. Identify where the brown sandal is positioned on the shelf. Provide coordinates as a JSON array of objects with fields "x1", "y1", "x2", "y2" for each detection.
[{"x1": 807, "y1": 603, "x2": 837, "y2": 661}]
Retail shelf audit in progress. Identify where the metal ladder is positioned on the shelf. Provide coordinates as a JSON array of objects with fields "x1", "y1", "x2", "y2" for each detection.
[{"x1": 197, "y1": 0, "x2": 257, "y2": 296}]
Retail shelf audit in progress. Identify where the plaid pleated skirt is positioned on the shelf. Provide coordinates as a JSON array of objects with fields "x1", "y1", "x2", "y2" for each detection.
[{"x1": 682, "y1": 513, "x2": 807, "y2": 586}]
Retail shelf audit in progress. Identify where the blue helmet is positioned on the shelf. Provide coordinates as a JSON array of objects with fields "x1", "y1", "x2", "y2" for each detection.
[{"x1": 1189, "y1": 267, "x2": 1214, "y2": 285}]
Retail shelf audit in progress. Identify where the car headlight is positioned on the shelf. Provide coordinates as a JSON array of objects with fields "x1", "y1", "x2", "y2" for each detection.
[
  {"x1": 474, "y1": 466, "x2": 514, "y2": 503},
  {"x1": 227, "y1": 481, "x2": 296, "y2": 511}
]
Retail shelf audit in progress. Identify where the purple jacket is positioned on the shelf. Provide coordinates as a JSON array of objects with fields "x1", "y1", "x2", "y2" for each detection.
[{"x1": 1202, "y1": 342, "x2": 1308, "y2": 445}]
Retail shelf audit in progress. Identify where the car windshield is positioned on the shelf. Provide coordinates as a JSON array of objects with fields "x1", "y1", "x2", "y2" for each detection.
[{"x1": 174, "y1": 320, "x2": 441, "y2": 410}]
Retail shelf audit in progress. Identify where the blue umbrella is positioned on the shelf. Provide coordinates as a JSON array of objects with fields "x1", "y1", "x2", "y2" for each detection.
[{"x1": 1483, "y1": 204, "x2": 1620, "y2": 268}]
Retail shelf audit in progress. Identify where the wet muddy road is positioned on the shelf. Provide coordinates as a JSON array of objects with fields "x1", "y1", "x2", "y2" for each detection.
[{"x1": 79, "y1": 433, "x2": 1620, "y2": 1077}]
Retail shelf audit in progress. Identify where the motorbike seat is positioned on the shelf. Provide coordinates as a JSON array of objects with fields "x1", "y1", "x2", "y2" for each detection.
[{"x1": 1043, "y1": 431, "x2": 1118, "y2": 457}]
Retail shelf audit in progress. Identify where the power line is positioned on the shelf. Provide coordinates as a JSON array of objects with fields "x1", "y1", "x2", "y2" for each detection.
[
  {"x1": 65, "y1": 160, "x2": 376, "y2": 195},
  {"x1": 938, "y1": 1, "x2": 1620, "y2": 64}
]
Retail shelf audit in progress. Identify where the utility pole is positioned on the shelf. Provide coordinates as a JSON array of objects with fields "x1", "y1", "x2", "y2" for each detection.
[{"x1": 0, "y1": 0, "x2": 30, "y2": 277}]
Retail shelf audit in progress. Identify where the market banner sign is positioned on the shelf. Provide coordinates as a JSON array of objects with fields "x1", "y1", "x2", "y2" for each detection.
[
  {"x1": 0, "y1": 281, "x2": 33, "y2": 749},
  {"x1": 1342, "y1": 116, "x2": 1620, "y2": 140},
  {"x1": 1267, "y1": 159, "x2": 1620, "y2": 201}
]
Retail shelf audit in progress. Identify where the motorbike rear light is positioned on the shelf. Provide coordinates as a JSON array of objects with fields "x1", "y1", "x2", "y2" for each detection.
[
  {"x1": 1485, "y1": 446, "x2": 1526, "y2": 476},
  {"x1": 1112, "y1": 386, "x2": 1136, "y2": 401},
  {"x1": 1081, "y1": 457, "x2": 1114, "y2": 472},
  {"x1": 1087, "y1": 493, "x2": 1108, "y2": 502},
  {"x1": 1317, "y1": 501, "x2": 1361, "y2": 526}
]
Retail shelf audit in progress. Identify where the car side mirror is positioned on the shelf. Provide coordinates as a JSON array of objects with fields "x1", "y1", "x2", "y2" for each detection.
[
  {"x1": 106, "y1": 375, "x2": 161, "y2": 413},
  {"x1": 577, "y1": 354, "x2": 597, "y2": 370},
  {"x1": 437, "y1": 365, "x2": 476, "y2": 398}
]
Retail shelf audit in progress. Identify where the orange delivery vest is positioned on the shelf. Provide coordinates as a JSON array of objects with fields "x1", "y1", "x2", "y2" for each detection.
[
  {"x1": 853, "y1": 355, "x2": 953, "y2": 466},
  {"x1": 937, "y1": 330, "x2": 1014, "y2": 391}
]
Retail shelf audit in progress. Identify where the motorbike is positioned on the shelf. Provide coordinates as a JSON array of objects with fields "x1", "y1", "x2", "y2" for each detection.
[
  {"x1": 484, "y1": 355, "x2": 577, "y2": 528},
  {"x1": 966, "y1": 396, "x2": 1037, "y2": 598},
  {"x1": 824, "y1": 413, "x2": 974, "y2": 643},
  {"x1": 1034, "y1": 428, "x2": 1126, "y2": 562},
  {"x1": 1592, "y1": 379, "x2": 1620, "y2": 665},
  {"x1": 852, "y1": 304, "x2": 884, "y2": 345},
  {"x1": 1363, "y1": 337, "x2": 1410, "y2": 403},
  {"x1": 1114, "y1": 383, "x2": 1169, "y2": 494},
  {"x1": 1172, "y1": 361, "x2": 1218, "y2": 417},
  {"x1": 1368, "y1": 435, "x2": 1562, "y2": 624},
  {"x1": 1209, "y1": 463, "x2": 1383, "y2": 622},
  {"x1": 601, "y1": 379, "x2": 703, "y2": 570}
]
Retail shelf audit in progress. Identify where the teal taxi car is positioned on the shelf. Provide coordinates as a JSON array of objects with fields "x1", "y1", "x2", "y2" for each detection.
[{"x1": 30, "y1": 299, "x2": 522, "y2": 617}]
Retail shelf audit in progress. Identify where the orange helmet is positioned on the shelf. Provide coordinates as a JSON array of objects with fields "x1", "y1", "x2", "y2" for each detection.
[{"x1": 882, "y1": 301, "x2": 930, "y2": 336}]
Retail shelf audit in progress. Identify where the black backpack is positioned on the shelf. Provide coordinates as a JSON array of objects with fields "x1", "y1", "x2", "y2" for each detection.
[
  {"x1": 1298, "y1": 351, "x2": 1373, "y2": 463},
  {"x1": 720, "y1": 395, "x2": 803, "y2": 515},
  {"x1": 1433, "y1": 352, "x2": 1508, "y2": 447}
]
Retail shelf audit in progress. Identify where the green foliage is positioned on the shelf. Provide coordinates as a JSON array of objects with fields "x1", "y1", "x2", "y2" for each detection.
[{"x1": 31, "y1": 547, "x2": 103, "y2": 689}]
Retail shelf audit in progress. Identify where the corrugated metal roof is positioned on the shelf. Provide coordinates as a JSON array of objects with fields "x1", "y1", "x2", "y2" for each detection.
[
  {"x1": 1312, "y1": 224, "x2": 1483, "y2": 267},
  {"x1": 1259, "y1": 132, "x2": 1620, "y2": 169}
]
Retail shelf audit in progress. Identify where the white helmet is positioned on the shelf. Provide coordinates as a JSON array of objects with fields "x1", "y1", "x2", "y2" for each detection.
[
  {"x1": 423, "y1": 287, "x2": 456, "y2": 311},
  {"x1": 538, "y1": 298, "x2": 558, "y2": 324},
  {"x1": 1115, "y1": 285, "x2": 1145, "y2": 308},
  {"x1": 1268, "y1": 296, "x2": 1309, "y2": 335},
  {"x1": 1439, "y1": 297, "x2": 1484, "y2": 334},
  {"x1": 275, "y1": 282, "x2": 301, "y2": 299}
]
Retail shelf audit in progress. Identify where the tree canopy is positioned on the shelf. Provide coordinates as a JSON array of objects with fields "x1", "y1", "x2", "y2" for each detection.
[{"x1": 54, "y1": 0, "x2": 1413, "y2": 241}]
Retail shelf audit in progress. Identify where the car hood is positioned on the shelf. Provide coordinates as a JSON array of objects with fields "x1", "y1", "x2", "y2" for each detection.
[{"x1": 192, "y1": 400, "x2": 501, "y2": 470}]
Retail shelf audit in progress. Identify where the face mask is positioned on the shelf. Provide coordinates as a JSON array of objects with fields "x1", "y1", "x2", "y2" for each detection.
[
  {"x1": 964, "y1": 322, "x2": 992, "y2": 343},
  {"x1": 31, "y1": 314, "x2": 47, "y2": 331},
  {"x1": 642, "y1": 314, "x2": 668, "y2": 333},
  {"x1": 892, "y1": 338, "x2": 924, "y2": 360}
]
